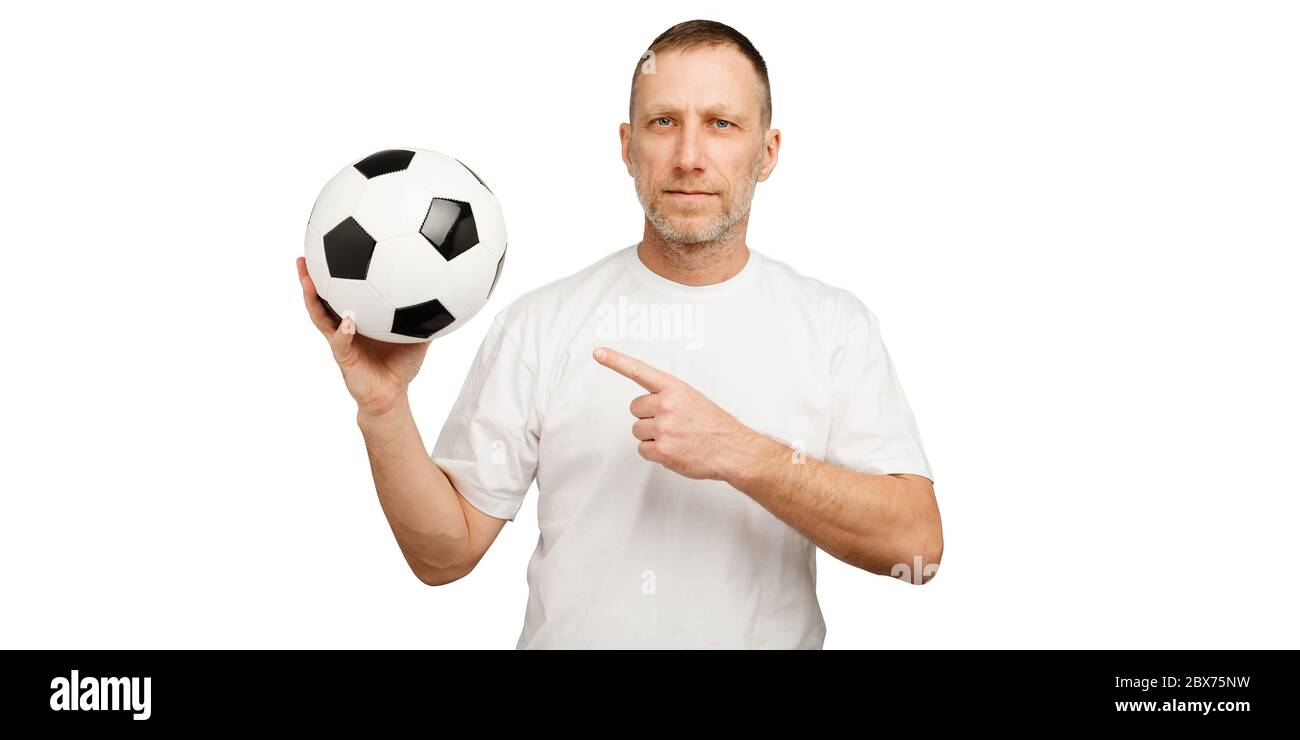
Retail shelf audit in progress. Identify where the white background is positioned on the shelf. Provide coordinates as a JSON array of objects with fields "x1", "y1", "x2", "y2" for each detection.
[{"x1": 1, "y1": 0, "x2": 1296, "y2": 649}]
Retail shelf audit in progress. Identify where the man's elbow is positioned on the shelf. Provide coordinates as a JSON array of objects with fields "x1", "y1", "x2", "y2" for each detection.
[
  {"x1": 915, "y1": 522, "x2": 944, "y2": 585},
  {"x1": 408, "y1": 549, "x2": 477, "y2": 587},
  {"x1": 889, "y1": 523, "x2": 943, "y2": 586},
  {"x1": 884, "y1": 475, "x2": 943, "y2": 585},
  {"x1": 911, "y1": 479, "x2": 943, "y2": 585},
  {"x1": 412, "y1": 561, "x2": 473, "y2": 586},
  {"x1": 916, "y1": 537, "x2": 943, "y2": 585}
]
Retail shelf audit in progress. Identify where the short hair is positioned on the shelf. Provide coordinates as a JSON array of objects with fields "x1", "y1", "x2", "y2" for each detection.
[{"x1": 629, "y1": 19, "x2": 772, "y2": 130}]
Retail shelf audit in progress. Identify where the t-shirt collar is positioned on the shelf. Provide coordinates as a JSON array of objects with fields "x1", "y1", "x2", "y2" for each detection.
[{"x1": 624, "y1": 241, "x2": 761, "y2": 298}]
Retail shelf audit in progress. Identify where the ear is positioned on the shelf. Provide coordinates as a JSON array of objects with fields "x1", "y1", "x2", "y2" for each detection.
[
  {"x1": 619, "y1": 122, "x2": 635, "y2": 176},
  {"x1": 757, "y1": 128, "x2": 781, "y2": 182}
]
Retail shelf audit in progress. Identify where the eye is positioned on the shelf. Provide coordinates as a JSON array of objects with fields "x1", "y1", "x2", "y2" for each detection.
[
  {"x1": 654, "y1": 117, "x2": 672, "y2": 126},
  {"x1": 714, "y1": 119, "x2": 733, "y2": 128}
]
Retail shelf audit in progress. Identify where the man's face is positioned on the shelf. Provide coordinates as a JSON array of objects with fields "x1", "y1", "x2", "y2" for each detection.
[{"x1": 621, "y1": 46, "x2": 779, "y2": 245}]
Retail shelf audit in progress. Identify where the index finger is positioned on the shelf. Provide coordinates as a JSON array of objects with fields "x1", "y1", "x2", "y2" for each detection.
[{"x1": 593, "y1": 346, "x2": 675, "y2": 392}]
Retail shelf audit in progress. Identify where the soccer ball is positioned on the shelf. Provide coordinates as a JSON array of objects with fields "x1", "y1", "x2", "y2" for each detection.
[{"x1": 304, "y1": 148, "x2": 507, "y2": 343}]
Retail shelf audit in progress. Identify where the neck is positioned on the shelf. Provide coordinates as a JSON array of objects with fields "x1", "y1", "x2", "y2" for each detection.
[{"x1": 637, "y1": 218, "x2": 751, "y2": 286}]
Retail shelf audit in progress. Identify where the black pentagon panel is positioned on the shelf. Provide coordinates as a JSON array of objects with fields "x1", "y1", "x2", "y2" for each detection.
[
  {"x1": 487, "y1": 243, "x2": 506, "y2": 299},
  {"x1": 392, "y1": 298, "x2": 455, "y2": 339},
  {"x1": 420, "y1": 198, "x2": 479, "y2": 261},
  {"x1": 323, "y1": 216, "x2": 376, "y2": 279},
  {"x1": 353, "y1": 149, "x2": 415, "y2": 179},
  {"x1": 456, "y1": 158, "x2": 493, "y2": 195},
  {"x1": 319, "y1": 298, "x2": 343, "y2": 326}
]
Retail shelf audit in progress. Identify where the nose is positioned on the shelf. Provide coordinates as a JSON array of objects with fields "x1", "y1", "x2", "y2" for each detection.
[{"x1": 671, "y1": 122, "x2": 706, "y2": 174}]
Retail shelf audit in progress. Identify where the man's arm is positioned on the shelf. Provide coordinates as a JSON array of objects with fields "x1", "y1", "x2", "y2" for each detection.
[
  {"x1": 724, "y1": 433, "x2": 942, "y2": 583},
  {"x1": 593, "y1": 346, "x2": 943, "y2": 584},
  {"x1": 298, "y1": 257, "x2": 505, "y2": 586},
  {"x1": 356, "y1": 397, "x2": 507, "y2": 586}
]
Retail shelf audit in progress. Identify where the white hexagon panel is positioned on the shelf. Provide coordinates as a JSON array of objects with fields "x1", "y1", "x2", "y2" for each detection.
[{"x1": 303, "y1": 148, "x2": 508, "y2": 343}]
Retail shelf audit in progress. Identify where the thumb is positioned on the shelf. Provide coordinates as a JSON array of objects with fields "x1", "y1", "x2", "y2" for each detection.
[{"x1": 329, "y1": 316, "x2": 357, "y2": 365}]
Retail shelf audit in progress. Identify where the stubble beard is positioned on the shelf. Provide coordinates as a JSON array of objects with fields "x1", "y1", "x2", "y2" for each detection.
[{"x1": 631, "y1": 148, "x2": 764, "y2": 264}]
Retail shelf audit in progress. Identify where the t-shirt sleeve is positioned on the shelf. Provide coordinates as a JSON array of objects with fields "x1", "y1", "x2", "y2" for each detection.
[
  {"x1": 824, "y1": 302, "x2": 933, "y2": 481},
  {"x1": 430, "y1": 315, "x2": 541, "y2": 522}
]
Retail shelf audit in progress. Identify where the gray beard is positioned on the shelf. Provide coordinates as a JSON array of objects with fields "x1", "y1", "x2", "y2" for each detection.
[{"x1": 631, "y1": 151, "x2": 763, "y2": 252}]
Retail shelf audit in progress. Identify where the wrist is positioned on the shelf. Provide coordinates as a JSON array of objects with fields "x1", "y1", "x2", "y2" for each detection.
[
  {"x1": 721, "y1": 426, "x2": 781, "y2": 489},
  {"x1": 356, "y1": 392, "x2": 412, "y2": 426}
]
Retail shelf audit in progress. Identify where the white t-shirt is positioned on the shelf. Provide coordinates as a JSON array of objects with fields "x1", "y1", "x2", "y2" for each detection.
[{"x1": 431, "y1": 243, "x2": 932, "y2": 649}]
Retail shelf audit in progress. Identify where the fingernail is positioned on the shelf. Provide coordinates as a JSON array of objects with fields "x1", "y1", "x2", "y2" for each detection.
[{"x1": 593, "y1": 347, "x2": 606, "y2": 361}]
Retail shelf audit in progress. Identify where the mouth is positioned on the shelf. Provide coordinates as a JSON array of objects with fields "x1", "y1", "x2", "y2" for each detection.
[{"x1": 664, "y1": 190, "x2": 715, "y2": 199}]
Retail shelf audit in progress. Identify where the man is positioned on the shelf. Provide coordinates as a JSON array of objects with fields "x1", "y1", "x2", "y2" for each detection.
[{"x1": 296, "y1": 19, "x2": 942, "y2": 649}]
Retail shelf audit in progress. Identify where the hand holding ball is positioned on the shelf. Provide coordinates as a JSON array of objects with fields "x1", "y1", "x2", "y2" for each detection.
[{"x1": 304, "y1": 148, "x2": 507, "y2": 343}]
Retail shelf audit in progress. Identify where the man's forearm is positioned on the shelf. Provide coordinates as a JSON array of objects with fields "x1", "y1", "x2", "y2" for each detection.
[
  {"x1": 356, "y1": 395, "x2": 471, "y2": 583},
  {"x1": 724, "y1": 431, "x2": 943, "y2": 581}
]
